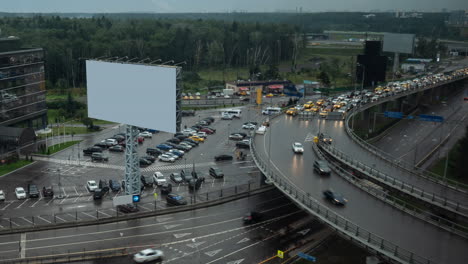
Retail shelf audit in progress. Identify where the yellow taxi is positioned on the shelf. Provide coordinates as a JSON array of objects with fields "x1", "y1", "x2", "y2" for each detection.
[
  {"x1": 333, "y1": 103, "x2": 342, "y2": 109},
  {"x1": 266, "y1": 93, "x2": 274, "y2": 98},
  {"x1": 195, "y1": 96, "x2": 201, "y2": 100},
  {"x1": 189, "y1": 96, "x2": 195, "y2": 100},
  {"x1": 286, "y1": 108, "x2": 298, "y2": 116},
  {"x1": 189, "y1": 136, "x2": 205, "y2": 142},
  {"x1": 279, "y1": 93, "x2": 286, "y2": 97},
  {"x1": 316, "y1": 99, "x2": 325, "y2": 106},
  {"x1": 183, "y1": 96, "x2": 189, "y2": 100},
  {"x1": 319, "y1": 110, "x2": 328, "y2": 118},
  {"x1": 303, "y1": 101, "x2": 314, "y2": 109},
  {"x1": 311, "y1": 106, "x2": 320, "y2": 112}
]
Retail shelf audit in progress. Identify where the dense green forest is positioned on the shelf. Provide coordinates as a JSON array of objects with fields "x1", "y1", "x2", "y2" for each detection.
[{"x1": 0, "y1": 12, "x2": 459, "y2": 90}]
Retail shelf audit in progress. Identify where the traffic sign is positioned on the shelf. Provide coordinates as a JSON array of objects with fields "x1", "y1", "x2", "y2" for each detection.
[
  {"x1": 277, "y1": 250, "x2": 284, "y2": 259},
  {"x1": 298, "y1": 252, "x2": 316, "y2": 262},
  {"x1": 153, "y1": 193, "x2": 158, "y2": 199},
  {"x1": 418, "y1": 114, "x2": 444, "y2": 123},
  {"x1": 132, "y1": 194, "x2": 141, "y2": 203},
  {"x1": 384, "y1": 111, "x2": 403, "y2": 119}
]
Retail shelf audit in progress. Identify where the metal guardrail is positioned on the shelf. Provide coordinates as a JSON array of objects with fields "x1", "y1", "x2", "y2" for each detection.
[
  {"x1": 344, "y1": 75, "x2": 468, "y2": 193},
  {"x1": 319, "y1": 143, "x2": 468, "y2": 219},
  {"x1": 0, "y1": 181, "x2": 260, "y2": 232},
  {"x1": 249, "y1": 137, "x2": 435, "y2": 264},
  {"x1": 312, "y1": 142, "x2": 468, "y2": 239}
]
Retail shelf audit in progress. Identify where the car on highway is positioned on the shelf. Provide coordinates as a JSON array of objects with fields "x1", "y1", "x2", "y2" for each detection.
[
  {"x1": 319, "y1": 133, "x2": 333, "y2": 144},
  {"x1": 156, "y1": 144, "x2": 173, "y2": 151},
  {"x1": 42, "y1": 186, "x2": 54, "y2": 197},
  {"x1": 166, "y1": 193, "x2": 187, "y2": 206},
  {"x1": 153, "y1": 172, "x2": 167, "y2": 186},
  {"x1": 292, "y1": 142, "x2": 304, "y2": 154},
  {"x1": 160, "y1": 183, "x2": 172, "y2": 195},
  {"x1": 117, "y1": 204, "x2": 139, "y2": 214},
  {"x1": 323, "y1": 190, "x2": 348, "y2": 205},
  {"x1": 209, "y1": 167, "x2": 224, "y2": 178},
  {"x1": 83, "y1": 146, "x2": 103, "y2": 155},
  {"x1": 91, "y1": 153, "x2": 109, "y2": 162},
  {"x1": 138, "y1": 131, "x2": 153, "y2": 138},
  {"x1": 170, "y1": 173, "x2": 184, "y2": 184},
  {"x1": 189, "y1": 135, "x2": 205, "y2": 142},
  {"x1": 214, "y1": 154, "x2": 233, "y2": 161},
  {"x1": 313, "y1": 160, "x2": 331, "y2": 175},
  {"x1": 236, "y1": 141, "x2": 250, "y2": 149},
  {"x1": 15, "y1": 187, "x2": 26, "y2": 200},
  {"x1": 286, "y1": 108, "x2": 298, "y2": 116},
  {"x1": 158, "y1": 154, "x2": 176, "y2": 163},
  {"x1": 242, "y1": 123, "x2": 256, "y2": 130},
  {"x1": 0, "y1": 190, "x2": 5, "y2": 201},
  {"x1": 134, "y1": 249, "x2": 164, "y2": 263},
  {"x1": 109, "y1": 180, "x2": 121, "y2": 192},
  {"x1": 109, "y1": 145, "x2": 124, "y2": 152},
  {"x1": 87, "y1": 180, "x2": 98, "y2": 192},
  {"x1": 28, "y1": 184, "x2": 40, "y2": 198},
  {"x1": 243, "y1": 211, "x2": 262, "y2": 224}
]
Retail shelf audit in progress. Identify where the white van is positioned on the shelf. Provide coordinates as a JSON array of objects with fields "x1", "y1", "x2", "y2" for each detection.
[
  {"x1": 262, "y1": 107, "x2": 282, "y2": 115},
  {"x1": 222, "y1": 109, "x2": 242, "y2": 118}
]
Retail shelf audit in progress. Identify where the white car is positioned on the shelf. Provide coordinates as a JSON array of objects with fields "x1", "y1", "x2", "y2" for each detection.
[
  {"x1": 242, "y1": 123, "x2": 256, "y2": 130},
  {"x1": 256, "y1": 126, "x2": 267, "y2": 135},
  {"x1": 292, "y1": 142, "x2": 304, "y2": 154},
  {"x1": 15, "y1": 187, "x2": 27, "y2": 199},
  {"x1": 87, "y1": 180, "x2": 98, "y2": 192},
  {"x1": 179, "y1": 142, "x2": 193, "y2": 149},
  {"x1": 221, "y1": 113, "x2": 233, "y2": 120},
  {"x1": 139, "y1": 131, "x2": 152, "y2": 138},
  {"x1": 196, "y1": 132, "x2": 207, "y2": 138},
  {"x1": 0, "y1": 190, "x2": 5, "y2": 201},
  {"x1": 133, "y1": 248, "x2": 164, "y2": 263},
  {"x1": 159, "y1": 154, "x2": 176, "y2": 163},
  {"x1": 153, "y1": 172, "x2": 167, "y2": 186},
  {"x1": 101, "y1": 138, "x2": 117, "y2": 146}
]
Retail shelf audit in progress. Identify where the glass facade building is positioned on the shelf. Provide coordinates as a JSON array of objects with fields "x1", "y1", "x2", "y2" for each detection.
[{"x1": 0, "y1": 48, "x2": 47, "y2": 129}]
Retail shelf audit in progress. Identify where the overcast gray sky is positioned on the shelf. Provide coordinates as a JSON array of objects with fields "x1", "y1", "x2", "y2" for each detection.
[{"x1": 0, "y1": 0, "x2": 466, "y2": 13}]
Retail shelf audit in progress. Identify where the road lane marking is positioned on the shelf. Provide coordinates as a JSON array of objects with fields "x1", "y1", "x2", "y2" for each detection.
[
  {"x1": 59, "y1": 196, "x2": 69, "y2": 204},
  {"x1": 98, "y1": 211, "x2": 111, "y2": 217},
  {"x1": 55, "y1": 216, "x2": 67, "y2": 222},
  {"x1": 73, "y1": 194, "x2": 83, "y2": 203},
  {"x1": 62, "y1": 188, "x2": 67, "y2": 196},
  {"x1": 73, "y1": 187, "x2": 78, "y2": 195},
  {"x1": 66, "y1": 213, "x2": 81, "y2": 221},
  {"x1": 3, "y1": 218, "x2": 20, "y2": 226},
  {"x1": 0, "y1": 201, "x2": 14, "y2": 210},
  {"x1": 37, "y1": 216, "x2": 51, "y2": 224},
  {"x1": 138, "y1": 204, "x2": 152, "y2": 211},
  {"x1": 20, "y1": 233, "x2": 26, "y2": 258},
  {"x1": 87, "y1": 195, "x2": 93, "y2": 201},
  {"x1": 45, "y1": 198, "x2": 55, "y2": 206},
  {"x1": 239, "y1": 166, "x2": 257, "y2": 169},
  {"x1": 20, "y1": 217, "x2": 33, "y2": 224},
  {"x1": 30, "y1": 198, "x2": 43, "y2": 207},
  {"x1": 15, "y1": 199, "x2": 29, "y2": 209},
  {"x1": 81, "y1": 212, "x2": 97, "y2": 219}
]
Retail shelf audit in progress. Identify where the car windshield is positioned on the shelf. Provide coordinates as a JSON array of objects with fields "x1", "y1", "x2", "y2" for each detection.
[
  {"x1": 172, "y1": 195, "x2": 183, "y2": 200},
  {"x1": 89, "y1": 182, "x2": 97, "y2": 186},
  {"x1": 294, "y1": 143, "x2": 302, "y2": 147},
  {"x1": 17, "y1": 189, "x2": 25, "y2": 194}
]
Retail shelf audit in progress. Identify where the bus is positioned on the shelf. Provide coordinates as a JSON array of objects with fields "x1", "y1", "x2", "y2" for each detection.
[
  {"x1": 262, "y1": 107, "x2": 282, "y2": 115},
  {"x1": 222, "y1": 109, "x2": 242, "y2": 118}
]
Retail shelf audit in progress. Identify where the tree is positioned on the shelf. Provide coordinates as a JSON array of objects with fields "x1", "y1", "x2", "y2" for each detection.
[
  {"x1": 264, "y1": 64, "x2": 280, "y2": 80},
  {"x1": 317, "y1": 71, "x2": 330, "y2": 87},
  {"x1": 452, "y1": 126, "x2": 468, "y2": 180},
  {"x1": 82, "y1": 118, "x2": 94, "y2": 129}
]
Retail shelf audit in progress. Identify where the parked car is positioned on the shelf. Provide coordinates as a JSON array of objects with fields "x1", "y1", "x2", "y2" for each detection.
[
  {"x1": 139, "y1": 158, "x2": 152, "y2": 166},
  {"x1": 209, "y1": 167, "x2": 224, "y2": 178},
  {"x1": 133, "y1": 249, "x2": 164, "y2": 263},
  {"x1": 174, "y1": 144, "x2": 191, "y2": 151},
  {"x1": 15, "y1": 187, "x2": 27, "y2": 200},
  {"x1": 200, "y1": 128, "x2": 215, "y2": 134},
  {"x1": 229, "y1": 133, "x2": 244, "y2": 141},
  {"x1": 180, "y1": 169, "x2": 194, "y2": 183},
  {"x1": 313, "y1": 160, "x2": 331, "y2": 176},
  {"x1": 98, "y1": 180, "x2": 110, "y2": 193},
  {"x1": 94, "y1": 142, "x2": 109, "y2": 148},
  {"x1": 141, "y1": 155, "x2": 156, "y2": 163},
  {"x1": 323, "y1": 190, "x2": 348, "y2": 205},
  {"x1": 93, "y1": 189, "x2": 104, "y2": 200},
  {"x1": 83, "y1": 146, "x2": 102, "y2": 155},
  {"x1": 0, "y1": 190, "x2": 5, "y2": 201},
  {"x1": 28, "y1": 184, "x2": 40, "y2": 198},
  {"x1": 214, "y1": 154, "x2": 233, "y2": 161},
  {"x1": 236, "y1": 141, "x2": 250, "y2": 149},
  {"x1": 175, "y1": 134, "x2": 189, "y2": 141},
  {"x1": 153, "y1": 172, "x2": 167, "y2": 186},
  {"x1": 156, "y1": 144, "x2": 173, "y2": 151},
  {"x1": 167, "y1": 138, "x2": 181, "y2": 144},
  {"x1": 165, "y1": 152, "x2": 180, "y2": 161},
  {"x1": 188, "y1": 178, "x2": 203, "y2": 191},
  {"x1": 243, "y1": 211, "x2": 262, "y2": 224},
  {"x1": 183, "y1": 138, "x2": 199, "y2": 146},
  {"x1": 242, "y1": 123, "x2": 256, "y2": 130},
  {"x1": 87, "y1": 180, "x2": 98, "y2": 192},
  {"x1": 166, "y1": 193, "x2": 187, "y2": 206},
  {"x1": 138, "y1": 131, "x2": 153, "y2": 138},
  {"x1": 109, "y1": 145, "x2": 124, "y2": 152},
  {"x1": 168, "y1": 149, "x2": 184, "y2": 158},
  {"x1": 146, "y1": 148, "x2": 162, "y2": 156},
  {"x1": 170, "y1": 173, "x2": 184, "y2": 184},
  {"x1": 160, "y1": 183, "x2": 172, "y2": 195},
  {"x1": 191, "y1": 171, "x2": 205, "y2": 182},
  {"x1": 42, "y1": 186, "x2": 54, "y2": 197},
  {"x1": 109, "y1": 180, "x2": 121, "y2": 192},
  {"x1": 141, "y1": 175, "x2": 154, "y2": 187},
  {"x1": 117, "y1": 204, "x2": 139, "y2": 213},
  {"x1": 292, "y1": 142, "x2": 304, "y2": 154},
  {"x1": 91, "y1": 153, "x2": 109, "y2": 162},
  {"x1": 159, "y1": 154, "x2": 176, "y2": 163},
  {"x1": 189, "y1": 136, "x2": 205, "y2": 142}
]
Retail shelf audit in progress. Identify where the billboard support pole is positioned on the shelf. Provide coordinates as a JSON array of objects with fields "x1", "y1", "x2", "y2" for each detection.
[{"x1": 124, "y1": 125, "x2": 141, "y2": 195}]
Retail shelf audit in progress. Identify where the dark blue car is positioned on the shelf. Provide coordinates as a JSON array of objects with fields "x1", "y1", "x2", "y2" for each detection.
[{"x1": 156, "y1": 144, "x2": 173, "y2": 150}]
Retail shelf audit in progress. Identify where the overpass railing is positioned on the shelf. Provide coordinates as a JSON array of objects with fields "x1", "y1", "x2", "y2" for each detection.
[
  {"x1": 344, "y1": 75, "x2": 468, "y2": 193},
  {"x1": 250, "y1": 137, "x2": 435, "y2": 264}
]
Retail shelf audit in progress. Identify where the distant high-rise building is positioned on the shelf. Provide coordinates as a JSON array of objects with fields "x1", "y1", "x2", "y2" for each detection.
[{"x1": 448, "y1": 10, "x2": 468, "y2": 25}]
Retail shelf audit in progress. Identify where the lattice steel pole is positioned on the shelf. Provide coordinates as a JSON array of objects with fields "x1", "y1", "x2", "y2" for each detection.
[{"x1": 124, "y1": 125, "x2": 141, "y2": 195}]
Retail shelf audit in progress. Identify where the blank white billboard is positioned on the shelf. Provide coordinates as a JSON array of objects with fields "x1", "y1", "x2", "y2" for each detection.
[
  {"x1": 86, "y1": 61, "x2": 176, "y2": 133},
  {"x1": 383, "y1": 33, "x2": 415, "y2": 54}
]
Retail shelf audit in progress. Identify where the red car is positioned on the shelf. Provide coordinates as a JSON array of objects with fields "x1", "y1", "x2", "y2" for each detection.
[{"x1": 200, "y1": 128, "x2": 215, "y2": 134}]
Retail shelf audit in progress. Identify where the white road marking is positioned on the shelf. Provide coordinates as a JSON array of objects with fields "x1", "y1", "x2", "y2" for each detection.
[
  {"x1": 20, "y1": 233, "x2": 26, "y2": 258},
  {"x1": 97, "y1": 211, "x2": 111, "y2": 217},
  {"x1": 239, "y1": 166, "x2": 257, "y2": 169},
  {"x1": 36, "y1": 216, "x2": 51, "y2": 224},
  {"x1": 66, "y1": 213, "x2": 81, "y2": 221},
  {"x1": 236, "y1": 238, "x2": 250, "y2": 244},
  {"x1": 61, "y1": 187, "x2": 67, "y2": 196},
  {"x1": 164, "y1": 224, "x2": 182, "y2": 230},
  {"x1": 59, "y1": 196, "x2": 69, "y2": 204},
  {"x1": 55, "y1": 216, "x2": 67, "y2": 222},
  {"x1": 30, "y1": 198, "x2": 43, "y2": 208},
  {"x1": 156, "y1": 217, "x2": 173, "y2": 223},
  {"x1": 73, "y1": 194, "x2": 82, "y2": 203},
  {"x1": 20, "y1": 217, "x2": 33, "y2": 224},
  {"x1": 87, "y1": 195, "x2": 93, "y2": 201},
  {"x1": 205, "y1": 249, "x2": 222, "y2": 257},
  {"x1": 15, "y1": 199, "x2": 29, "y2": 209},
  {"x1": 173, "y1": 233, "x2": 192, "y2": 239},
  {"x1": 138, "y1": 204, "x2": 151, "y2": 211},
  {"x1": 73, "y1": 187, "x2": 78, "y2": 195},
  {"x1": 0, "y1": 201, "x2": 14, "y2": 210},
  {"x1": 81, "y1": 212, "x2": 97, "y2": 219},
  {"x1": 226, "y1": 259, "x2": 245, "y2": 264},
  {"x1": 45, "y1": 198, "x2": 55, "y2": 206},
  {"x1": 186, "y1": 241, "x2": 206, "y2": 248}
]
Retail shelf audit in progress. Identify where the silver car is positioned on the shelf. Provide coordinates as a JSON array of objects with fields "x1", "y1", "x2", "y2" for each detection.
[{"x1": 133, "y1": 248, "x2": 164, "y2": 263}]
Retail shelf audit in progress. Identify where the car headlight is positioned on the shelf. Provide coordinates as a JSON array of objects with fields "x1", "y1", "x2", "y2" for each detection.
[{"x1": 334, "y1": 199, "x2": 339, "y2": 203}]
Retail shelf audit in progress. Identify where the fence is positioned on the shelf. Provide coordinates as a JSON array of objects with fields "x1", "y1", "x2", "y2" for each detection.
[
  {"x1": 0, "y1": 181, "x2": 261, "y2": 232},
  {"x1": 312, "y1": 142, "x2": 468, "y2": 239},
  {"x1": 249, "y1": 137, "x2": 435, "y2": 264},
  {"x1": 344, "y1": 75, "x2": 468, "y2": 193}
]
